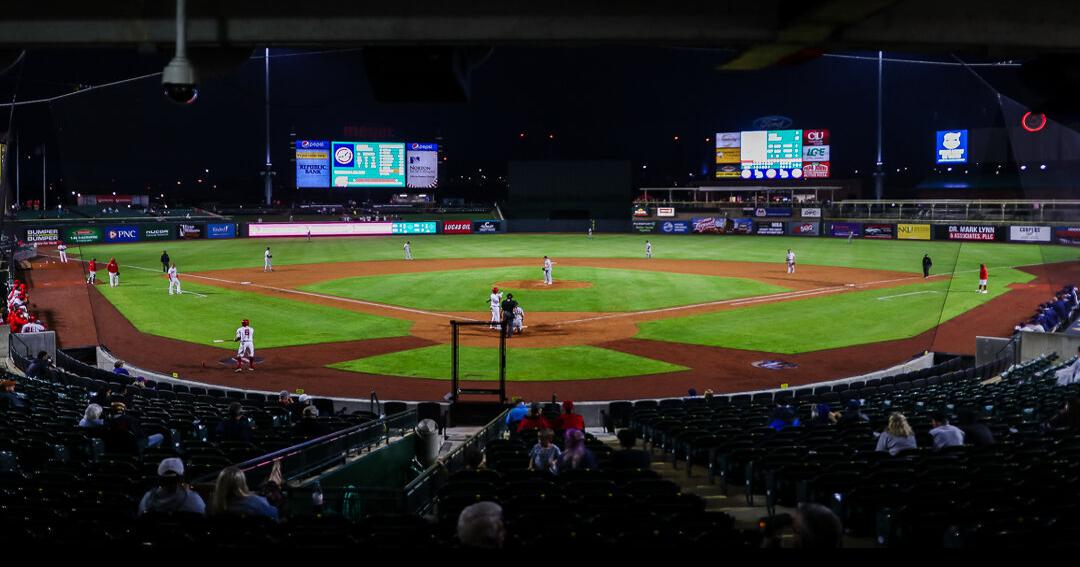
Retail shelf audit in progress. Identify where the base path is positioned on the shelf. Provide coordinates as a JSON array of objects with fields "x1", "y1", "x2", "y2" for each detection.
[{"x1": 28, "y1": 250, "x2": 1077, "y2": 402}]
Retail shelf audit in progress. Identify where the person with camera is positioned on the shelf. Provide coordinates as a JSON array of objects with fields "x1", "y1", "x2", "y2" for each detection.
[{"x1": 25, "y1": 350, "x2": 53, "y2": 380}]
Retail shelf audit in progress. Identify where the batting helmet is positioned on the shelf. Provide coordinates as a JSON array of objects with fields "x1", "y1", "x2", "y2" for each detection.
[
  {"x1": 241, "y1": 319, "x2": 250, "y2": 326},
  {"x1": 492, "y1": 287, "x2": 499, "y2": 293}
]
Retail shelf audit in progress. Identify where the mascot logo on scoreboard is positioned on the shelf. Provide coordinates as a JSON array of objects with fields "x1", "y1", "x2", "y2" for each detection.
[{"x1": 334, "y1": 145, "x2": 354, "y2": 167}]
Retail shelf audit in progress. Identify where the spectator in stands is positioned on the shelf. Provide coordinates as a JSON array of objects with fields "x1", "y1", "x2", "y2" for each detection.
[
  {"x1": 611, "y1": 429, "x2": 651, "y2": 470},
  {"x1": 295, "y1": 394, "x2": 314, "y2": 420},
  {"x1": 293, "y1": 405, "x2": 325, "y2": 439},
  {"x1": 138, "y1": 458, "x2": 206, "y2": 516},
  {"x1": 113, "y1": 361, "x2": 130, "y2": 376},
  {"x1": 79, "y1": 404, "x2": 104, "y2": 428},
  {"x1": 839, "y1": 399, "x2": 870, "y2": 424},
  {"x1": 703, "y1": 389, "x2": 715, "y2": 401},
  {"x1": 0, "y1": 379, "x2": 27, "y2": 409},
  {"x1": 107, "y1": 402, "x2": 164, "y2": 449},
  {"x1": 875, "y1": 412, "x2": 917, "y2": 456},
  {"x1": 956, "y1": 408, "x2": 995, "y2": 447},
  {"x1": 767, "y1": 406, "x2": 801, "y2": 431},
  {"x1": 457, "y1": 501, "x2": 504, "y2": 548},
  {"x1": 556, "y1": 400, "x2": 585, "y2": 431},
  {"x1": 557, "y1": 428, "x2": 598, "y2": 473},
  {"x1": 25, "y1": 351, "x2": 51, "y2": 380},
  {"x1": 929, "y1": 411, "x2": 965, "y2": 450},
  {"x1": 505, "y1": 397, "x2": 528, "y2": 429},
  {"x1": 687, "y1": 388, "x2": 698, "y2": 399},
  {"x1": 527, "y1": 428, "x2": 561, "y2": 473},
  {"x1": 1045, "y1": 396, "x2": 1080, "y2": 431},
  {"x1": 516, "y1": 402, "x2": 551, "y2": 435},
  {"x1": 810, "y1": 403, "x2": 838, "y2": 426},
  {"x1": 210, "y1": 466, "x2": 279, "y2": 521},
  {"x1": 276, "y1": 390, "x2": 295, "y2": 414},
  {"x1": 216, "y1": 402, "x2": 254, "y2": 442},
  {"x1": 794, "y1": 503, "x2": 843, "y2": 548}
]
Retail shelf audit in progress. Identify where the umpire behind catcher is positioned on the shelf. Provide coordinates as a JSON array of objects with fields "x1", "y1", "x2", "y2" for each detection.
[
  {"x1": 500, "y1": 294, "x2": 519, "y2": 339},
  {"x1": 922, "y1": 254, "x2": 933, "y2": 279}
]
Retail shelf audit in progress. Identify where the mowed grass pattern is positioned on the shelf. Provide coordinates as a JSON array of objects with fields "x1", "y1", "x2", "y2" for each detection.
[
  {"x1": 301, "y1": 266, "x2": 789, "y2": 312},
  {"x1": 330, "y1": 344, "x2": 687, "y2": 381},
  {"x1": 637, "y1": 267, "x2": 1035, "y2": 354}
]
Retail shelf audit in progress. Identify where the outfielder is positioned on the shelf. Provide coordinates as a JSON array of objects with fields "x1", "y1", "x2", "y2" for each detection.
[
  {"x1": 488, "y1": 286, "x2": 503, "y2": 329},
  {"x1": 645, "y1": 240, "x2": 653, "y2": 259},
  {"x1": 234, "y1": 319, "x2": 255, "y2": 372},
  {"x1": 167, "y1": 263, "x2": 182, "y2": 295},
  {"x1": 57, "y1": 241, "x2": 68, "y2": 263},
  {"x1": 404, "y1": 241, "x2": 413, "y2": 260},
  {"x1": 542, "y1": 256, "x2": 555, "y2": 285},
  {"x1": 786, "y1": 249, "x2": 796, "y2": 274},
  {"x1": 264, "y1": 247, "x2": 273, "y2": 272}
]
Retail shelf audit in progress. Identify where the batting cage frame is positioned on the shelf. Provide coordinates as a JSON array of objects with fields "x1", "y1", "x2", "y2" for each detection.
[{"x1": 449, "y1": 320, "x2": 507, "y2": 404}]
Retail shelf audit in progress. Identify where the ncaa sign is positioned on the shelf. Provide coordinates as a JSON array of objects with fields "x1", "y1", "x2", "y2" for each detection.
[
  {"x1": 802, "y1": 146, "x2": 830, "y2": 162},
  {"x1": 105, "y1": 226, "x2": 139, "y2": 243}
]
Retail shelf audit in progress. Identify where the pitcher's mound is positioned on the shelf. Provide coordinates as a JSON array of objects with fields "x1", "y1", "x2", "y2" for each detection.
[{"x1": 494, "y1": 280, "x2": 592, "y2": 290}]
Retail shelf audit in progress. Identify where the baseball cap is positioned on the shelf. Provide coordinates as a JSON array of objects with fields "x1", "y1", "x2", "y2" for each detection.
[
  {"x1": 279, "y1": 390, "x2": 290, "y2": 398},
  {"x1": 563, "y1": 400, "x2": 574, "y2": 412},
  {"x1": 847, "y1": 399, "x2": 862, "y2": 410},
  {"x1": 298, "y1": 394, "x2": 311, "y2": 403},
  {"x1": 157, "y1": 458, "x2": 185, "y2": 477}
]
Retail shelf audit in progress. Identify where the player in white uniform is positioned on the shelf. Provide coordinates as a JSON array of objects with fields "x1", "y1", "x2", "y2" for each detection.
[
  {"x1": 57, "y1": 241, "x2": 68, "y2": 263},
  {"x1": 167, "y1": 263, "x2": 182, "y2": 295},
  {"x1": 542, "y1": 256, "x2": 555, "y2": 285},
  {"x1": 645, "y1": 240, "x2": 653, "y2": 259},
  {"x1": 21, "y1": 317, "x2": 45, "y2": 333},
  {"x1": 234, "y1": 319, "x2": 255, "y2": 372},
  {"x1": 488, "y1": 286, "x2": 503, "y2": 329},
  {"x1": 404, "y1": 241, "x2": 413, "y2": 260},
  {"x1": 512, "y1": 305, "x2": 525, "y2": 335},
  {"x1": 786, "y1": 249, "x2": 796, "y2": 274},
  {"x1": 263, "y1": 247, "x2": 273, "y2": 272}
]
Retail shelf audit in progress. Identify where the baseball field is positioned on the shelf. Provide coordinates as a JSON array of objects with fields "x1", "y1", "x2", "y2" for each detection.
[{"x1": 33, "y1": 233, "x2": 1080, "y2": 400}]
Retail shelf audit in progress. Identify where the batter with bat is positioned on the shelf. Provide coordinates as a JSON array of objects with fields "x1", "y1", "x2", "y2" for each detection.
[{"x1": 234, "y1": 319, "x2": 256, "y2": 372}]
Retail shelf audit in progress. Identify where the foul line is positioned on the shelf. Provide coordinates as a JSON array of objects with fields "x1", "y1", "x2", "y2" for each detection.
[{"x1": 876, "y1": 290, "x2": 940, "y2": 301}]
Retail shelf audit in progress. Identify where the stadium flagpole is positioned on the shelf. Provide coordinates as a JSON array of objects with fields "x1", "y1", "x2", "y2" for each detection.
[{"x1": 874, "y1": 50, "x2": 884, "y2": 201}]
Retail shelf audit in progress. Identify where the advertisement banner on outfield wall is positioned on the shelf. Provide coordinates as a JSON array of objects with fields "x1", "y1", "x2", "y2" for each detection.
[
  {"x1": 656, "y1": 207, "x2": 676, "y2": 217},
  {"x1": 829, "y1": 223, "x2": 861, "y2": 238},
  {"x1": 731, "y1": 218, "x2": 753, "y2": 234},
  {"x1": 65, "y1": 227, "x2": 102, "y2": 244},
  {"x1": 141, "y1": 226, "x2": 173, "y2": 241},
  {"x1": 442, "y1": 221, "x2": 473, "y2": 234},
  {"x1": 392, "y1": 222, "x2": 437, "y2": 235},
  {"x1": 693, "y1": 217, "x2": 752, "y2": 234},
  {"x1": 177, "y1": 224, "x2": 204, "y2": 240},
  {"x1": 1009, "y1": 226, "x2": 1051, "y2": 242},
  {"x1": 207, "y1": 223, "x2": 237, "y2": 239},
  {"x1": 660, "y1": 221, "x2": 690, "y2": 234},
  {"x1": 633, "y1": 221, "x2": 657, "y2": 233},
  {"x1": 801, "y1": 208, "x2": 821, "y2": 218},
  {"x1": 754, "y1": 221, "x2": 786, "y2": 236},
  {"x1": 474, "y1": 220, "x2": 501, "y2": 233},
  {"x1": 941, "y1": 224, "x2": 998, "y2": 241},
  {"x1": 25, "y1": 228, "x2": 60, "y2": 244},
  {"x1": 104, "y1": 226, "x2": 140, "y2": 243},
  {"x1": 1055, "y1": 227, "x2": 1080, "y2": 245},
  {"x1": 897, "y1": 223, "x2": 931, "y2": 240},
  {"x1": 249, "y1": 222, "x2": 393, "y2": 237},
  {"x1": 788, "y1": 222, "x2": 819, "y2": 236},
  {"x1": 632, "y1": 205, "x2": 649, "y2": 217},
  {"x1": 862, "y1": 224, "x2": 895, "y2": 240}
]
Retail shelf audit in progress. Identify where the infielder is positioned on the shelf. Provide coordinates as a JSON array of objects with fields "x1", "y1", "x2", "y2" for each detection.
[
  {"x1": 542, "y1": 256, "x2": 555, "y2": 285},
  {"x1": 488, "y1": 286, "x2": 503, "y2": 329},
  {"x1": 786, "y1": 249, "x2": 796, "y2": 274},
  {"x1": 57, "y1": 241, "x2": 68, "y2": 263},
  {"x1": 234, "y1": 319, "x2": 255, "y2": 372},
  {"x1": 107, "y1": 258, "x2": 120, "y2": 287},
  {"x1": 645, "y1": 240, "x2": 653, "y2": 259},
  {"x1": 263, "y1": 247, "x2": 273, "y2": 272},
  {"x1": 404, "y1": 241, "x2": 413, "y2": 260},
  {"x1": 167, "y1": 263, "x2": 182, "y2": 295},
  {"x1": 87, "y1": 258, "x2": 98, "y2": 284}
]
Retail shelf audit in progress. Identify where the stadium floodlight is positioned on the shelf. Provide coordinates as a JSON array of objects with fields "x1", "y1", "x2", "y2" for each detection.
[{"x1": 162, "y1": 0, "x2": 198, "y2": 105}]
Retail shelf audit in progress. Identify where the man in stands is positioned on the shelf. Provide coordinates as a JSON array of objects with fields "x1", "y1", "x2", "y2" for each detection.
[
  {"x1": 505, "y1": 397, "x2": 528, "y2": 430},
  {"x1": 515, "y1": 402, "x2": 550, "y2": 435},
  {"x1": 113, "y1": 360, "x2": 131, "y2": 376},
  {"x1": 611, "y1": 429, "x2": 651, "y2": 470},
  {"x1": 138, "y1": 458, "x2": 206, "y2": 516},
  {"x1": 457, "y1": 502, "x2": 505, "y2": 548},
  {"x1": 216, "y1": 402, "x2": 254, "y2": 442},
  {"x1": 294, "y1": 405, "x2": 326, "y2": 439},
  {"x1": 956, "y1": 408, "x2": 995, "y2": 447},
  {"x1": 556, "y1": 400, "x2": 585, "y2": 431},
  {"x1": 929, "y1": 411, "x2": 965, "y2": 450},
  {"x1": 839, "y1": 399, "x2": 870, "y2": 424},
  {"x1": 25, "y1": 351, "x2": 51, "y2": 380},
  {"x1": 107, "y1": 402, "x2": 165, "y2": 449},
  {"x1": 0, "y1": 379, "x2": 27, "y2": 409}
]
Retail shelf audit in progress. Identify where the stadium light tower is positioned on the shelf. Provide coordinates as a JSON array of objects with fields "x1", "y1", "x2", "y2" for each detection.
[
  {"x1": 874, "y1": 50, "x2": 885, "y2": 201},
  {"x1": 260, "y1": 48, "x2": 275, "y2": 205}
]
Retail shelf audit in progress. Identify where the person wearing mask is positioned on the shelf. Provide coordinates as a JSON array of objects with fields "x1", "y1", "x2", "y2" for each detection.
[
  {"x1": 293, "y1": 405, "x2": 326, "y2": 439},
  {"x1": 875, "y1": 412, "x2": 917, "y2": 456},
  {"x1": 138, "y1": 458, "x2": 207, "y2": 516}
]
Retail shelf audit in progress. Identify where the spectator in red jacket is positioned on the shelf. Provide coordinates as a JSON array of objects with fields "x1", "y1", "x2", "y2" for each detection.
[
  {"x1": 516, "y1": 402, "x2": 550, "y2": 434},
  {"x1": 556, "y1": 400, "x2": 585, "y2": 432}
]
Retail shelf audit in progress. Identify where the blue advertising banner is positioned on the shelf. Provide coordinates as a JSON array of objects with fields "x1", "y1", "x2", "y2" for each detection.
[
  {"x1": 660, "y1": 220, "x2": 690, "y2": 234},
  {"x1": 935, "y1": 130, "x2": 968, "y2": 164},
  {"x1": 750, "y1": 207, "x2": 794, "y2": 218},
  {"x1": 829, "y1": 222, "x2": 861, "y2": 237},
  {"x1": 731, "y1": 218, "x2": 753, "y2": 234},
  {"x1": 104, "y1": 226, "x2": 140, "y2": 243},
  {"x1": 474, "y1": 220, "x2": 501, "y2": 233},
  {"x1": 295, "y1": 140, "x2": 331, "y2": 188},
  {"x1": 207, "y1": 223, "x2": 237, "y2": 239}
]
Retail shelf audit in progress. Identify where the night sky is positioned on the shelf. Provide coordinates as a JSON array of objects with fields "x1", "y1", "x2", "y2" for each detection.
[{"x1": 0, "y1": 47, "x2": 1050, "y2": 203}]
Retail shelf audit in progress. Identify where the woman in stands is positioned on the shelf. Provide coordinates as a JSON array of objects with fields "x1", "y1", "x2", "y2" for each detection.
[
  {"x1": 211, "y1": 466, "x2": 280, "y2": 521},
  {"x1": 556, "y1": 429, "x2": 598, "y2": 473},
  {"x1": 79, "y1": 404, "x2": 104, "y2": 428},
  {"x1": 875, "y1": 413, "x2": 917, "y2": 456}
]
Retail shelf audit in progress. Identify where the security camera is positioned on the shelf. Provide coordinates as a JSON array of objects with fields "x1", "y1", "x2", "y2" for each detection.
[{"x1": 162, "y1": 55, "x2": 198, "y2": 105}]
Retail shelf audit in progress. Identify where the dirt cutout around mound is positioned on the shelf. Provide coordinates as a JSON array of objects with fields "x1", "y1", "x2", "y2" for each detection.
[{"x1": 493, "y1": 280, "x2": 592, "y2": 291}]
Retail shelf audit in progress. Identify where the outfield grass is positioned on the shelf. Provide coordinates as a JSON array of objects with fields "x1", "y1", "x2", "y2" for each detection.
[
  {"x1": 93, "y1": 265, "x2": 412, "y2": 349},
  {"x1": 636, "y1": 267, "x2": 1035, "y2": 354},
  {"x1": 301, "y1": 266, "x2": 788, "y2": 312},
  {"x1": 330, "y1": 345, "x2": 687, "y2": 381}
]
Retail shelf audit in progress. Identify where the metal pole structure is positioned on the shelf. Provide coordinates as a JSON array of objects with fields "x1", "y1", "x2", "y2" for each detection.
[
  {"x1": 41, "y1": 144, "x2": 45, "y2": 213},
  {"x1": 263, "y1": 47, "x2": 273, "y2": 206},
  {"x1": 874, "y1": 50, "x2": 885, "y2": 201},
  {"x1": 14, "y1": 131, "x2": 19, "y2": 207}
]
